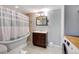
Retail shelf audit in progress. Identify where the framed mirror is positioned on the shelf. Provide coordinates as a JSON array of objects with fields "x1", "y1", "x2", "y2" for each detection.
[{"x1": 36, "y1": 16, "x2": 48, "y2": 26}]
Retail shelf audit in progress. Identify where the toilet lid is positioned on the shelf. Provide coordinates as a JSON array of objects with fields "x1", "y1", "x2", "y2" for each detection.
[{"x1": 0, "y1": 45, "x2": 7, "y2": 52}]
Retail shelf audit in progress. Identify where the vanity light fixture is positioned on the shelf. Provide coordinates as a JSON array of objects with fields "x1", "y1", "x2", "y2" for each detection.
[
  {"x1": 32, "y1": 8, "x2": 50, "y2": 15},
  {"x1": 15, "y1": 6, "x2": 19, "y2": 9},
  {"x1": 42, "y1": 8, "x2": 50, "y2": 16}
]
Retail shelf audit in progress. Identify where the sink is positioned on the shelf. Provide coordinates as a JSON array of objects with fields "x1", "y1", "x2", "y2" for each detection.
[{"x1": 33, "y1": 31, "x2": 47, "y2": 33}]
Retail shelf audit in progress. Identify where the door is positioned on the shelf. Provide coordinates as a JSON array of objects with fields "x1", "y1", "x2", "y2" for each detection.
[{"x1": 48, "y1": 9, "x2": 61, "y2": 46}]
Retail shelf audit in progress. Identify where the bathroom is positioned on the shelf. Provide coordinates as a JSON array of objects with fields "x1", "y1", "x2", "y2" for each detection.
[{"x1": 0, "y1": 5, "x2": 64, "y2": 54}]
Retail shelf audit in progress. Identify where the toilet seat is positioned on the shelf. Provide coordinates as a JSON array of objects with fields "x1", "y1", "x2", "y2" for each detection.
[{"x1": 0, "y1": 44, "x2": 7, "y2": 54}]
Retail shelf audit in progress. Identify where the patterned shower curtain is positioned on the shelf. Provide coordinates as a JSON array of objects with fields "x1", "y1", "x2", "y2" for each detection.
[{"x1": 0, "y1": 6, "x2": 29, "y2": 41}]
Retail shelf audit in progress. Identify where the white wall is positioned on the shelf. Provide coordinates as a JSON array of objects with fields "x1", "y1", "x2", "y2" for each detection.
[{"x1": 65, "y1": 5, "x2": 79, "y2": 36}]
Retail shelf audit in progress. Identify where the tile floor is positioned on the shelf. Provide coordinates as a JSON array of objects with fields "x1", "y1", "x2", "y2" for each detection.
[
  {"x1": 25, "y1": 44, "x2": 62, "y2": 54},
  {"x1": 8, "y1": 40, "x2": 63, "y2": 54},
  {"x1": 23, "y1": 40, "x2": 63, "y2": 54}
]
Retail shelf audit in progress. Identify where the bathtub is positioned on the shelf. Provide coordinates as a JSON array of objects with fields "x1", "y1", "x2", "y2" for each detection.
[{"x1": 0, "y1": 32, "x2": 30, "y2": 52}]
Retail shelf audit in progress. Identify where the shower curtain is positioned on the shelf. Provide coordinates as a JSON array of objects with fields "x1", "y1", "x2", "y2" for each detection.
[{"x1": 0, "y1": 6, "x2": 29, "y2": 41}]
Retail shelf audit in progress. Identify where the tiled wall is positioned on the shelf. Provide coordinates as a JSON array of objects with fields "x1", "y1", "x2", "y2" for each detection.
[{"x1": 30, "y1": 14, "x2": 48, "y2": 32}]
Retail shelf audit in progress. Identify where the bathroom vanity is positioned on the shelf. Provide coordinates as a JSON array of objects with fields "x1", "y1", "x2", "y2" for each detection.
[{"x1": 33, "y1": 31, "x2": 48, "y2": 48}]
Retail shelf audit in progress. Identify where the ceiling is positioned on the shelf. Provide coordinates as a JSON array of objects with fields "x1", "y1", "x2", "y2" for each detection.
[{"x1": 2, "y1": 5, "x2": 62, "y2": 14}]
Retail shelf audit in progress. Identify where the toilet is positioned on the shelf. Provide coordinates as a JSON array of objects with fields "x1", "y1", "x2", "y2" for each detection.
[{"x1": 0, "y1": 44, "x2": 7, "y2": 54}]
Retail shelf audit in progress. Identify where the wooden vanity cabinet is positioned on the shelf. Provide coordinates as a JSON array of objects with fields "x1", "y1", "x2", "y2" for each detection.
[{"x1": 32, "y1": 32, "x2": 48, "y2": 48}]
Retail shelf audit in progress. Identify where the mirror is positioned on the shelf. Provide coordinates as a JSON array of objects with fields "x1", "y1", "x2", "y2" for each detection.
[{"x1": 36, "y1": 16, "x2": 48, "y2": 26}]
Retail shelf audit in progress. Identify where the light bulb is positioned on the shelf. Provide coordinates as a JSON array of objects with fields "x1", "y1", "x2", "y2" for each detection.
[{"x1": 15, "y1": 6, "x2": 19, "y2": 8}]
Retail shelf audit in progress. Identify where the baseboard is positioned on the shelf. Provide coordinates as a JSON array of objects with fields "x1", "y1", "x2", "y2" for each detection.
[{"x1": 48, "y1": 42, "x2": 62, "y2": 48}]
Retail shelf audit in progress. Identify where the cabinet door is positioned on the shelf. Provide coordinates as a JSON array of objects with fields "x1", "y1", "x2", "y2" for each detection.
[
  {"x1": 39, "y1": 33, "x2": 46, "y2": 44},
  {"x1": 33, "y1": 33, "x2": 38, "y2": 45},
  {"x1": 33, "y1": 33, "x2": 47, "y2": 48}
]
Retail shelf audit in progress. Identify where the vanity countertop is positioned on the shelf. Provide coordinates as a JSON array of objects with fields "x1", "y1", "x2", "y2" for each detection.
[
  {"x1": 33, "y1": 31, "x2": 48, "y2": 33},
  {"x1": 65, "y1": 36, "x2": 79, "y2": 48}
]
